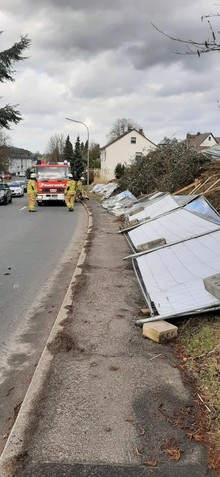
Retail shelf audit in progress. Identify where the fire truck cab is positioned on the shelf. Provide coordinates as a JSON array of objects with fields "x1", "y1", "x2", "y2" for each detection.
[{"x1": 34, "y1": 162, "x2": 71, "y2": 205}]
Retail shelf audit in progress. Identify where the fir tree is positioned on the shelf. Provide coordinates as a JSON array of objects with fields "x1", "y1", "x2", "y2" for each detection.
[
  {"x1": 63, "y1": 135, "x2": 74, "y2": 166},
  {"x1": 0, "y1": 33, "x2": 31, "y2": 129},
  {"x1": 72, "y1": 135, "x2": 84, "y2": 178}
]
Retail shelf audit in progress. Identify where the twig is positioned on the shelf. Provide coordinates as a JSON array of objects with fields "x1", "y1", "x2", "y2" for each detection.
[
  {"x1": 179, "y1": 317, "x2": 192, "y2": 335},
  {"x1": 193, "y1": 343, "x2": 220, "y2": 360},
  {"x1": 149, "y1": 354, "x2": 162, "y2": 361},
  {"x1": 198, "y1": 393, "x2": 211, "y2": 412}
]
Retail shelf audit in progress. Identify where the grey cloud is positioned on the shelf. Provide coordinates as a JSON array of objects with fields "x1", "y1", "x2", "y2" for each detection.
[
  {"x1": 2, "y1": 0, "x2": 214, "y2": 77},
  {"x1": 1, "y1": 0, "x2": 220, "y2": 153},
  {"x1": 158, "y1": 71, "x2": 216, "y2": 97}
]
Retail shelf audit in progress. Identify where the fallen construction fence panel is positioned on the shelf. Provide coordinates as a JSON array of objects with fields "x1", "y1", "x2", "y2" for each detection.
[
  {"x1": 202, "y1": 145, "x2": 220, "y2": 160},
  {"x1": 184, "y1": 196, "x2": 220, "y2": 223},
  {"x1": 132, "y1": 229, "x2": 220, "y2": 322},
  {"x1": 172, "y1": 194, "x2": 198, "y2": 206},
  {"x1": 126, "y1": 193, "x2": 198, "y2": 224},
  {"x1": 125, "y1": 197, "x2": 220, "y2": 255},
  {"x1": 120, "y1": 194, "x2": 198, "y2": 234},
  {"x1": 126, "y1": 192, "x2": 173, "y2": 223},
  {"x1": 90, "y1": 183, "x2": 118, "y2": 198},
  {"x1": 123, "y1": 192, "x2": 167, "y2": 220},
  {"x1": 101, "y1": 190, "x2": 138, "y2": 215}
]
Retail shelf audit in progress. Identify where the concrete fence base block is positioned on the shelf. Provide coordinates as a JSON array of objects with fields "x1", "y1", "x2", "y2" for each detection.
[
  {"x1": 128, "y1": 206, "x2": 145, "y2": 216},
  {"x1": 136, "y1": 237, "x2": 166, "y2": 253},
  {"x1": 129, "y1": 219, "x2": 140, "y2": 227},
  {"x1": 143, "y1": 320, "x2": 178, "y2": 343},
  {"x1": 203, "y1": 273, "x2": 220, "y2": 300}
]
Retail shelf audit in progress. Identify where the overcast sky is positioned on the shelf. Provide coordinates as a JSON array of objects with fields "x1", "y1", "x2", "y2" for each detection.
[{"x1": 1, "y1": 0, "x2": 220, "y2": 153}]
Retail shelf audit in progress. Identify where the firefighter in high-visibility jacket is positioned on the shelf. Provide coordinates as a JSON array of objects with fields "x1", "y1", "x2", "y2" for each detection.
[
  {"x1": 27, "y1": 177, "x2": 37, "y2": 212},
  {"x1": 64, "y1": 178, "x2": 76, "y2": 211},
  {"x1": 75, "y1": 179, "x2": 84, "y2": 201},
  {"x1": 75, "y1": 178, "x2": 88, "y2": 201}
]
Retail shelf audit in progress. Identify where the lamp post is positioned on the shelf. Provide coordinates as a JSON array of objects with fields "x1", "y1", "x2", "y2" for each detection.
[{"x1": 66, "y1": 117, "x2": 90, "y2": 186}]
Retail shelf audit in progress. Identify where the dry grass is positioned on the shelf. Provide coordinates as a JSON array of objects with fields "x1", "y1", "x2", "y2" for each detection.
[{"x1": 178, "y1": 315, "x2": 220, "y2": 448}]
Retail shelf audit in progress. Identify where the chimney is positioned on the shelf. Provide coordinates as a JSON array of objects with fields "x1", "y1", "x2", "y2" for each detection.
[{"x1": 139, "y1": 128, "x2": 144, "y2": 135}]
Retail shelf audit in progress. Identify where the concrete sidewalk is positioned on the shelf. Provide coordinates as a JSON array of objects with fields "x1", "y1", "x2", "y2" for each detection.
[{"x1": 0, "y1": 200, "x2": 215, "y2": 477}]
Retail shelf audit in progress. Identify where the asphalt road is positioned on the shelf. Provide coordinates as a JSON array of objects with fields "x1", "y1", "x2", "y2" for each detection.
[
  {"x1": 1, "y1": 200, "x2": 214, "y2": 477},
  {"x1": 0, "y1": 196, "x2": 88, "y2": 452}
]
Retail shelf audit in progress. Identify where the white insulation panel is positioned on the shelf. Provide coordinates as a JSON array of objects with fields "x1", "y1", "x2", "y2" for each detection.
[
  {"x1": 135, "y1": 230, "x2": 220, "y2": 318},
  {"x1": 128, "y1": 208, "x2": 220, "y2": 249},
  {"x1": 128, "y1": 194, "x2": 180, "y2": 222}
]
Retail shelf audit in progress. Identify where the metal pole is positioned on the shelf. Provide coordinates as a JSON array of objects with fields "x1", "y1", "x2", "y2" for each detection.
[{"x1": 65, "y1": 117, "x2": 90, "y2": 185}]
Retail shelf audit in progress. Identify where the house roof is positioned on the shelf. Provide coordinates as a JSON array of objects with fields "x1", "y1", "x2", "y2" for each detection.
[
  {"x1": 100, "y1": 129, "x2": 157, "y2": 150},
  {"x1": 7, "y1": 146, "x2": 34, "y2": 159},
  {"x1": 186, "y1": 132, "x2": 218, "y2": 150}
]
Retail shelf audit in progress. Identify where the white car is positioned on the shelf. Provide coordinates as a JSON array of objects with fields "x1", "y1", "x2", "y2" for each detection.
[{"x1": 7, "y1": 182, "x2": 24, "y2": 197}]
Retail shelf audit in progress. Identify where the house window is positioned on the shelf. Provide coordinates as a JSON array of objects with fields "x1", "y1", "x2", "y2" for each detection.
[
  {"x1": 208, "y1": 136, "x2": 211, "y2": 141},
  {"x1": 135, "y1": 152, "x2": 142, "y2": 159},
  {"x1": 131, "y1": 137, "x2": 136, "y2": 144}
]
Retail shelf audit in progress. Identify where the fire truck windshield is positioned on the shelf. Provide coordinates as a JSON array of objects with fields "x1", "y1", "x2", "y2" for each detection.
[{"x1": 36, "y1": 166, "x2": 68, "y2": 180}]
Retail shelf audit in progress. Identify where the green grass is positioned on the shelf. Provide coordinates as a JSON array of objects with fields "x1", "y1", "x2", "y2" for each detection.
[{"x1": 178, "y1": 315, "x2": 220, "y2": 447}]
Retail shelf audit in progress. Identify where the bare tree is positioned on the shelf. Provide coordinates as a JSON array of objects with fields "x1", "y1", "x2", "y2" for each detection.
[
  {"x1": 107, "y1": 117, "x2": 141, "y2": 141},
  {"x1": 46, "y1": 133, "x2": 65, "y2": 163},
  {"x1": 152, "y1": 11, "x2": 220, "y2": 56},
  {"x1": 0, "y1": 131, "x2": 11, "y2": 171}
]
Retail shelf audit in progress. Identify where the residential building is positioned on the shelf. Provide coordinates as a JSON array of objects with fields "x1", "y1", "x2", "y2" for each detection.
[
  {"x1": 100, "y1": 129, "x2": 157, "y2": 181},
  {"x1": 7, "y1": 147, "x2": 35, "y2": 175},
  {"x1": 186, "y1": 132, "x2": 220, "y2": 152}
]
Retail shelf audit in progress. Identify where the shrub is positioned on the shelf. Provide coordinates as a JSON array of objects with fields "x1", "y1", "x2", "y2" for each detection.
[
  {"x1": 119, "y1": 139, "x2": 210, "y2": 197},
  {"x1": 114, "y1": 163, "x2": 126, "y2": 179}
]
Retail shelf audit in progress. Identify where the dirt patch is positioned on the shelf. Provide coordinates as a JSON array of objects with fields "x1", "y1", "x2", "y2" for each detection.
[{"x1": 46, "y1": 330, "x2": 86, "y2": 357}]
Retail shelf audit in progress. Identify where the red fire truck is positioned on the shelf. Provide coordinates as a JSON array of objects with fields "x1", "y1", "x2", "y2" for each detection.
[{"x1": 34, "y1": 162, "x2": 71, "y2": 205}]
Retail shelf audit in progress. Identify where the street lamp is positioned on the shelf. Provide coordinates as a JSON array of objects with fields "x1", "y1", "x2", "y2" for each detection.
[{"x1": 65, "y1": 117, "x2": 90, "y2": 186}]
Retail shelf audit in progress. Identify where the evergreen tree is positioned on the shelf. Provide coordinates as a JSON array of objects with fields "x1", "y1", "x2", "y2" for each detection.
[
  {"x1": 0, "y1": 33, "x2": 31, "y2": 129},
  {"x1": 115, "y1": 163, "x2": 125, "y2": 179},
  {"x1": 72, "y1": 135, "x2": 84, "y2": 178},
  {"x1": 63, "y1": 135, "x2": 74, "y2": 166},
  {"x1": 80, "y1": 141, "x2": 87, "y2": 169}
]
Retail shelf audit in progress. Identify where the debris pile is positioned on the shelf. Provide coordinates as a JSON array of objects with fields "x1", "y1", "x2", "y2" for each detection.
[{"x1": 97, "y1": 181, "x2": 220, "y2": 332}]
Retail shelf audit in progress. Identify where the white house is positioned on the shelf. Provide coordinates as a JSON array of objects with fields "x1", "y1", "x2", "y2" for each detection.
[
  {"x1": 100, "y1": 129, "x2": 157, "y2": 181},
  {"x1": 186, "y1": 132, "x2": 220, "y2": 152},
  {"x1": 8, "y1": 147, "x2": 35, "y2": 175}
]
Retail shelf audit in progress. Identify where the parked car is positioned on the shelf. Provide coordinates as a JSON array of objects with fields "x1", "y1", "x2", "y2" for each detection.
[
  {"x1": 0, "y1": 172, "x2": 11, "y2": 180},
  {"x1": 16, "y1": 179, "x2": 27, "y2": 192},
  {"x1": 7, "y1": 181, "x2": 24, "y2": 197},
  {"x1": 0, "y1": 183, "x2": 12, "y2": 204},
  {"x1": 18, "y1": 172, "x2": 26, "y2": 177}
]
